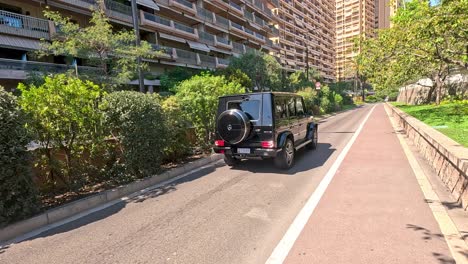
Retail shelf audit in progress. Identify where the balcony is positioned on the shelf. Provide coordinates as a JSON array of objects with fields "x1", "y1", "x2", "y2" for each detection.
[
  {"x1": 168, "y1": 0, "x2": 196, "y2": 15},
  {"x1": 214, "y1": 14, "x2": 229, "y2": 30},
  {"x1": 214, "y1": 35, "x2": 232, "y2": 49},
  {"x1": 0, "y1": 10, "x2": 51, "y2": 40},
  {"x1": 229, "y1": 1, "x2": 244, "y2": 15},
  {"x1": 198, "y1": 53, "x2": 216, "y2": 68},
  {"x1": 174, "y1": 48, "x2": 198, "y2": 65},
  {"x1": 142, "y1": 11, "x2": 198, "y2": 40},
  {"x1": 55, "y1": 0, "x2": 97, "y2": 10},
  {"x1": 216, "y1": 57, "x2": 229, "y2": 68},
  {"x1": 0, "y1": 58, "x2": 100, "y2": 79},
  {"x1": 199, "y1": 31, "x2": 215, "y2": 46},
  {"x1": 232, "y1": 42, "x2": 245, "y2": 54},
  {"x1": 198, "y1": 8, "x2": 214, "y2": 23},
  {"x1": 151, "y1": 44, "x2": 174, "y2": 59},
  {"x1": 104, "y1": 0, "x2": 133, "y2": 23}
]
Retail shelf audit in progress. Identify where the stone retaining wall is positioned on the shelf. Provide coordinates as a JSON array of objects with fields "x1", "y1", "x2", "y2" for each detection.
[{"x1": 387, "y1": 103, "x2": 468, "y2": 210}]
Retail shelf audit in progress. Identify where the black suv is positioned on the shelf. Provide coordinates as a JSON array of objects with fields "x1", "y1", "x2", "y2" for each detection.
[{"x1": 213, "y1": 92, "x2": 318, "y2": 169}]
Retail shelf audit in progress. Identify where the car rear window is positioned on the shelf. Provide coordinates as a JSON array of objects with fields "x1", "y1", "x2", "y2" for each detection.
[{"x1": 228, "y1": 100, "x2": 260, "y2": 120}]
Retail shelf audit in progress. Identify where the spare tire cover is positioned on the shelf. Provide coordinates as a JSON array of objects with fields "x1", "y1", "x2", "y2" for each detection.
[{"x1": 217, "y1": 109, "x2": 251, "y2": 144}]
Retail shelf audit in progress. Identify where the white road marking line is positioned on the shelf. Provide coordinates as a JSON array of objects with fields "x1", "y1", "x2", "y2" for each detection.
[
  {"x1": 0, "y1": 160, "x2": 224, "y2": 247},
  {"x1": 384, "y1": 104, "x2": 468, "y2": 264},
  {"x1": 265, "y1": 105, "x2": 376, "y2": 264}
]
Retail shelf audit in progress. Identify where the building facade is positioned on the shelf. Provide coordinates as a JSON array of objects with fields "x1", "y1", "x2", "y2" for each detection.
[
  {"x1": 0, "y1": 0, "x2": 337, "y2": 90},
  {"x1": 335, "y1": 0, "x2": 375, "y2": 80}
]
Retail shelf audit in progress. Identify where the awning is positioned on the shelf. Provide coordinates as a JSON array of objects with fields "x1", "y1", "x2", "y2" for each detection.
[
  {"x1": 209, "y1": 46, "x2": 232, "y2": 55},
  {"x1": 0, "y1": 35, "x2": 41, "y2": 50},
  {"x1": 187, "y1": 41, "x2": 210, "y2": 52},
  {"x1": 286, "y1": 60, "x2": 296, "y2": 66},
  {"x1": 159, "y1": 32, "x2": 186, "y2": 43},
  {"x1": 134, "y1": 0, "x2": 159, "y2": 10}
]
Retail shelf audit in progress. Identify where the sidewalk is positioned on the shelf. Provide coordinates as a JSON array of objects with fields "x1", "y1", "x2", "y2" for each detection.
[{"x1": 283, "y1": 104, "x2": 462, "y2": 264}]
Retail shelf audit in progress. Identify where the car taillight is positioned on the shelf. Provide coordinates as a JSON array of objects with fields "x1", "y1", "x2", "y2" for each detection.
[
  {"x1": 215, "y1": 140, "x2": 225, "y2": 147},
  {"x1": 261, "y1": 141, "x2": 274, "y2": 148}
]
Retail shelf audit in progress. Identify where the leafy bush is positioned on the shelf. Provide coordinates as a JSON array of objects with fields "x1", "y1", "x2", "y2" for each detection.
[
  {"x1": 102, "y1": 91, "x2": 167, "y2": 178},
  {"x1": 161, "y1": 96, "x2": 192, "y2": 162},
  {"x1": 334, "y1": 93, "x2": 344, "y2": 110},
  {"x1": 297, "y1": 88, "x2": 320, "y2": 115},
  {"x1": 176, "y1": 73, "x2": 244, "y2": 149},
  {"x1": 365, "y1": 95, "x2": 382, "y2": 103},
  {"x1": 160, "y1": 67, "x2": 200, "y2": 93},
  {"x1": 0, "y1": 87, "x2": 38, "y2": 226},
  {"x1": 19, "y1": 74, "x2": 105, "y2": 191}
]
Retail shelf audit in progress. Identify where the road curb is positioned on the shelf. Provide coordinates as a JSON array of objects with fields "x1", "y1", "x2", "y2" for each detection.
[
  {"x1": 0, "y1": 154, "x2": 223, "y2": 244},
  {"x1": 385, "y1": 103, "x2": 468, "y2": 210}
]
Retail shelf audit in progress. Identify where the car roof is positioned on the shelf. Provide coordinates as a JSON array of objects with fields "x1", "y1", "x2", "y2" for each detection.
[{"x1": 219, "y1": 92, "x2": 299, "y2": 99}]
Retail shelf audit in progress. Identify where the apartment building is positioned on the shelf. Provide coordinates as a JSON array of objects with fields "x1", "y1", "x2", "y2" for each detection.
[
  {"x1": 335, "y1": 0, "x2": 375, "y2": 80},
  {"x1": 0, "y1": 0, "x2": 341, "y2": 90},
  {"x1": 274, "y1": 0, "x2": 336, "y2": 82},
  {"x1": 375, "y1": 0, "x2": 391, "y2": 29}
]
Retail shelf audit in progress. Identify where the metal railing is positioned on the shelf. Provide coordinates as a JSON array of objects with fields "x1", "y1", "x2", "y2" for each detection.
[
  {"x1": 216, "y1": 35, "x2": 230, "y2": 45},
  {"x1": 151, "y1": 44, "x2": 172, "y2": 56},
  {"x1": 143, "y1": 12, "x2": 171, "y2": 27},
  {"x1": 0, "y1": 10, "x2": 50, "y2": 40},
  {"x1": 230, "y1": 21, "x2": 243, "y2": 31},
  {"x1": 198, "y1": 53, "x2": 216, "y2": 68},
  {"x1": 255, "y1": 32, "x2": 264, "y2": 40},
  {"x1": 217, "y1": 57, "x2": 230, "y2": 65},
  {"x1": 244, "y1": 10, "x2": 254, "y2": 21},
  {"x1": 104, "y1": 0, "x2": 133, "y2": 21},
  {"x1": 229, "y1": 1, "x2": 242, "y2": 11},
  {"x1": 59, "y1": 0, "x2": 96, "y2": 9},
  {"x1": 199, "y1": 31, "x2": 215, "y2": 45},
  {"x1": 174, "y1": 21, "x2": 195, "y2": 34},
  {"x1": 232, "y1": 42, "x2": 244, "y2": 53},
  {"x1": 198, "y1": 8, "x2": 214, "y2": 23},
  {"x1": 175, "y1": 48, "x2": 197, "y2": 64},
  {"x1": 255, "y1": 16, "x2": 265, "y2": 27},
  {"x1": 215, "y1": 14, "x2": 229, "y2": 29},
  {"x1": 0, "y1": 58, "x2": 100, "y2": 74},
  {"x1": 174, "y1": 0, "x2": 193, "y2": 8},
  {"x1": 244, "y1": 27, "x2": 254, "y2": 36}
]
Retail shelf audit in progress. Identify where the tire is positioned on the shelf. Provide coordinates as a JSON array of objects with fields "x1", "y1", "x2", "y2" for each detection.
[
  {"x1": 224, "y1": 154, "x2": 240, "y2": 167},
  {"x1": 274, "y1": 138, "x2": 295, "y2": 169},
  {"x1": 217, "y1": 109, "x2": 251, "y2": 145},
  {"x1": 307, "y1": 126, "x2": 318, "y2": 150}
]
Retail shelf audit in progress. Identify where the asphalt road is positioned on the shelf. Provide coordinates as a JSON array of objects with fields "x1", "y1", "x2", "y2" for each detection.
[{"x1": 0, "y1": 105, "x2": 410, "y2": 264}]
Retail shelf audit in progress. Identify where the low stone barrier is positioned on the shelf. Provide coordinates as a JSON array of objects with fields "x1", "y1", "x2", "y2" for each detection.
[
  {"x1": 0, "y1": 154, "x2": 223, "y2": 244},
  {"x1": 386, "y1": 103, "x2": 468, "y2": 210}
]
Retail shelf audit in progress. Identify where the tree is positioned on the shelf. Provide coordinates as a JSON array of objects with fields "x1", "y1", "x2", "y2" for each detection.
[
  {"x1": 40, "y1": 1, "x2": 157, "y2": 90},
  {"x1": 358, "y1": 0, "x2": 468, "y2": 104},
  {"x1": 289, "y1": 69, "x2": 322, "y2": 92},
  {"x1": 160, "y1": 67, "x2": 201, "y2": 93},
  {"x1": 176, "y1": 73, "x2": 245, "y2": 148},
  {"x1": 18, "y1": 74, "x2": 105, "y2": 190},
  {"x1": 0, "y1": 87, "x2": 38, "y2": 226},
  {"x1": 228, "y1": 50, "x2": 283, "y2": 91}
]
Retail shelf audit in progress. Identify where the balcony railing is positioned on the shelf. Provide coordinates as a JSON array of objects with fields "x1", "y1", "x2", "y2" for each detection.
[
  {"x1": 230, "y1": 21, "x2": 243, "y2": 31},
  {"x1": 175, "y1": 48, "x2": 198, "y2": 64},
  {"x1": 173, "y1": 0, "x2": 192, "y2": 8},
  {"x1": 199, "y1": 53, "x2": 216, "y2": 68},
  {"x1": 0, "y1": 10, "x2": 50, "y2": 40},
  {"x1": 143, "y1": 13, "x2": 171, "y2": 27},
  {"x1": 151, "y1": 44, "x2": 173, "y2": 57},
  {"x1": 198, "y1": 8, "x2": 214, "y2": 23},
  {"x1": 229, "y1": 1, "x2": 242, "y2": 11},
  {"x1": 216, "y1": 35, "x2": 229, "y2": 45},
  {"x1": 232, "y1": 42, "x2": 244, "y2": 53},
  {"x1": 0, "y1": 58, "x2": 100, "y2": 74},
  {"x1": 174, "y1": 21, "x2": 194, "y2": 34},
  {"x1": 244, "y1": 10, "x2": 254, "y2": 22},
  {"x1": 199, "y1": 31, "x2": 215, "y2": 45},
  {"x1": 217, "y1": 57, "x2": 230, "y2": 65},
  {"x1": 57, "y1": 0, "x2": 96, "y2": 9},
  {"x1": 215, "y1": 14, "x2": 229, "y2": 29},
  {"x1": 244, "y1": 27, "x2": 254, "y2": 35},
  {"x1": 255, "y1": 32, "x2": 265, "y2": 40},
  {"x1": 104, "y1": 0, "x2": 133, "y2": 22}
]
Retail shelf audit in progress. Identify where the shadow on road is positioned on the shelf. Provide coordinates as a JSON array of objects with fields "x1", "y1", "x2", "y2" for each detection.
[
  {"x1": 406, "y1": 224, "x2": 463, "y2": 264},
  {"x1": 228, "y1": 143, "x2": 335, "y2": 175}
]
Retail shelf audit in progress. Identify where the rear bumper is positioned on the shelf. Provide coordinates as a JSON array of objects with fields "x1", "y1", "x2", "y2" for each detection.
[{"x1": 213, "y1": 147, "x2": 280, "y2": 158}]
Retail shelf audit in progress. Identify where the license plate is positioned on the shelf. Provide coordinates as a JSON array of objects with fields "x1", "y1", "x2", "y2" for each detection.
[{"x1": 237, "y1": 148, "x2": 251, "y2": 154}]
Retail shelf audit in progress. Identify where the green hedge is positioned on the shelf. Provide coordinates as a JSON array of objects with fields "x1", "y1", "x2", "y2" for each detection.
[
  {"x1": 102, "y1": 91, "x2": 168, "y2": 178},
  {"x1": 0, "y1": 87, "x2": 38, "y2": 227}
]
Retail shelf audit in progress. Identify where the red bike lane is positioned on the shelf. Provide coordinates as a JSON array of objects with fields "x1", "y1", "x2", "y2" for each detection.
[{"x1": 283, "y1": 104, "x2": 455, "y2": 264}]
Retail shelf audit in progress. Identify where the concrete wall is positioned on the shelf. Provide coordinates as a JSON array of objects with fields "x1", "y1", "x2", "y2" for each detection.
[{"x1": 387, "y1": 104, "x2": 468, "y2": 210}]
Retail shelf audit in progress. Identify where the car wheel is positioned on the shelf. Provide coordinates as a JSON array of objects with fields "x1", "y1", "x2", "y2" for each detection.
[
  {"x1": 224, "y1": 154, "x2": 240, "y2": 167},
  {"x1": 274, "y1": 138, "x2": 295, "y2": 169},
  {"x1": 307, "y1": 126, "x2": 318, "y2": 150}
]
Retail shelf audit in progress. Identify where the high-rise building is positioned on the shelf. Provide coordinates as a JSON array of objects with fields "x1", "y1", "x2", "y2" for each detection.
[
  {"x1": 0, "y1": 0, "x2": 337, "y2": 90},
  {"x1": 273, "y1": 0, "x2": 336, "y2": 82},
  {"x1": 375, "y1": 0, "x2": 392, "y2": 29},
  {"x1": 335, "y1": 0, "x2": 375, "y2": 80}
]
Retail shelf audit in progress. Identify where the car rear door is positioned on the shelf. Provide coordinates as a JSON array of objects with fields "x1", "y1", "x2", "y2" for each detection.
[
  {"x1": 295, "y1": 97, "x2": 308, "y2": 142},
  {"x1": 286, "y1": 96, "x2": 300, "y2": 143}
]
